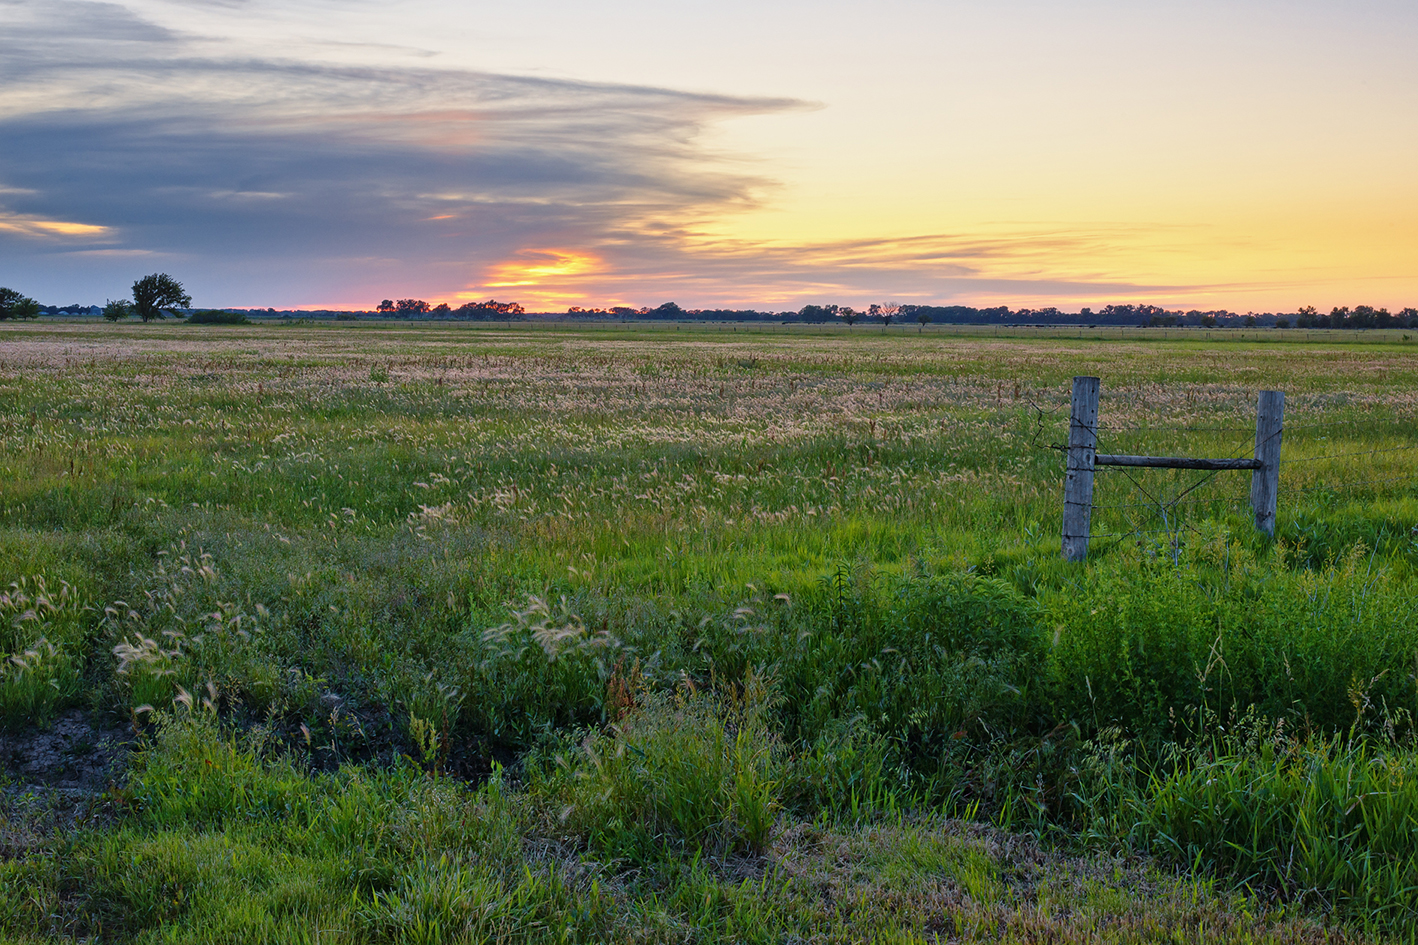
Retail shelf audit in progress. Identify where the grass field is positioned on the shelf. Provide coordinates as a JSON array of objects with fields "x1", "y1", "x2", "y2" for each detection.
[{"x1": 2, "y1": 320, "x2": 1417, "y2": 943}]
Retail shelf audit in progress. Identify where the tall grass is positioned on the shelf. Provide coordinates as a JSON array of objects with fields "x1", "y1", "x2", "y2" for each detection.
[
  {"x1": 2, "y1": 321, "x2": 1416, "y2": 939},
  {"x1": 1127, "y1": 734, "x2": 1418, "y2": 930},
  {"x1": 1047, "y1": 543, "x2": 1418, "y2": 742},
  {"x1": 532, "y1": 671, "x2": 783, "y2": 864},
  {"x1": 0, "y1": 577, "x2": 88, "y2": 726}
]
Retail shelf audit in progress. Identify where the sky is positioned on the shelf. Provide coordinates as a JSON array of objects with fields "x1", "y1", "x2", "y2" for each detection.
[{"x1": 2, "y1": 0, "x2": 1417, "y2": 312}]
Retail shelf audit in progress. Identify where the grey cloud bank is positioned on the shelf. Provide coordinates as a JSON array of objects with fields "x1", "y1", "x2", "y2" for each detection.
[
  {"x1": 0, "y1": 0, "x2": 1188, "y2": 308},
  {"x1": 0, "y1": 0, "x2": 798, "y2": 305}
]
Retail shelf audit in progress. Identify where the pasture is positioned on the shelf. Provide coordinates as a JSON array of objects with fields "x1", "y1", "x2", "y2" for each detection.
[{"x1": 2, "y1": 320, "x2": 1417, "y2": 943}]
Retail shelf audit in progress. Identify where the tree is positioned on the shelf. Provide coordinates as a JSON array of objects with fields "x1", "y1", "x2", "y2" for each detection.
[
  {"x1": 875, "y1": 302, "x2": 899, "y2": 330},
  {"x1": 1349, "y1": 305, "x2": 1387, "y2": 330},
  {"x1": 798, "y1": 304, "x2": 838, "y2": 323},
  {"x1": 102, "y1": 299, "x2": 134, "y2": 321},
  {"x1": 132, "y1": 273, "x2": 192, "y2": 321},
  {"x1": 916, "y1": 308, "x2": 931, "y2": 333},
  {"x1": 377, "y1": 300, "x2": 396, "y2": 313},
  {"x1": 455, "y1": 299, "x2": 525, "y2": 320},
  {"x1": 395, "y1": 299, "x2": 430, "y2": 316},
  {"x1": 840, "y1": 307, "x2": 860, "y2": 329},
  {"x1": 431, "y1": 302, "x2": 451, "y2": 316},
  {"x1": 0, "y1": 287, "x2": 40, "y2": 321}
]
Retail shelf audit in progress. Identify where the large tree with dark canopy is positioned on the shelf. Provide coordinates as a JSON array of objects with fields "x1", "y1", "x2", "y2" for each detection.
[{"x1": 131, "y1": 273, "x2": 192, "y2": 321}]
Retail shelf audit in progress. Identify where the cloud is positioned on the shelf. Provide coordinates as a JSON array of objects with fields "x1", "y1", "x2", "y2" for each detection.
[
  {"x1": 1, "y1": 0, "x2": 179, "y2": 47},
  {"x1": 490, "y1": 228, "x2": 1218, "y2": 311},
  {"x1": 0, "y1": 0, "x2": 805, "y2": 304},
  {"x1": 0, "y1": 0, "x2": 1226, "y2": 309},
  {"x1": 0, "y1": 210, "x2": 111, "y2": 238}
]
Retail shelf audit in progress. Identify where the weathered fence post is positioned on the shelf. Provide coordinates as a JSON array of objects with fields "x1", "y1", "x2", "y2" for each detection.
[
  {"x1": 1062, "y1": 376, "x2": 1100, "y2": 562},
  {"x1": 1250, "y1": 390, "x2": 1284, "y2": 537}
]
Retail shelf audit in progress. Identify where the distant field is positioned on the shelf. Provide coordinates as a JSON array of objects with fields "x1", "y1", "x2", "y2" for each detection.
[{"x1": 2, "y1": 320, "x2": 1416, "y2": 942}]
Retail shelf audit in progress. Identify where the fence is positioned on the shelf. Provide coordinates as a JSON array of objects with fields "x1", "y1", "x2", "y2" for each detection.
[
  {"x1": 1048, "y1": 376, "x2": 1418, "y2": 563},
  {"x1": 1062, "y1": 376, "x2": 1285, "y2": 561}
]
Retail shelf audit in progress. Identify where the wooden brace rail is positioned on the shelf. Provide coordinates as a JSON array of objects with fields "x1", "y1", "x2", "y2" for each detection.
[{"x1": 1096, "y1": 455, "x2": 1263, "y2": 470}]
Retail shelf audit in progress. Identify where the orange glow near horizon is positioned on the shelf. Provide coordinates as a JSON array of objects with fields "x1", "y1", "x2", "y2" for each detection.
[
  {"x1": 302, "y1": 212, "x2": 1418, "y2": 313},
  {"x1": 482, "y1": 249, "x2": 600, "y2": 288}
]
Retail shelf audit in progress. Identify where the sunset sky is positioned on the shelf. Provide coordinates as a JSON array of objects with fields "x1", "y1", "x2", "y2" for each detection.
[{"x1": 2, "y1": 0, "x2": 1416, "y2": 312}]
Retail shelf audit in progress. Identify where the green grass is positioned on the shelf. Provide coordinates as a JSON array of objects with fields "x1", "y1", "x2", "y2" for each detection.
[{"x1": 1, "y1": 320, "x2": 1416, "y2": 941}]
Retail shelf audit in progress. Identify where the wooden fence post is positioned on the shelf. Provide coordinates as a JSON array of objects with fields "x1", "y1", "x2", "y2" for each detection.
[
  {"x1": 1062, "y1": 376, "x2": 1100, "y2": 562},
  {"x1": 1251, "y1": 390, "x2": 1284, "y2": 537}
]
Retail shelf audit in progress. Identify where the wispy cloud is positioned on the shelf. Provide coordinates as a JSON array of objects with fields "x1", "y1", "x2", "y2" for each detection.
[
  {"x1": 0, "y1": 0, "x2": 805, "y2": 304},
  {"x1": 0, "y1": 210, "x2": 111, "y2": 239},
  {"x1": 0, "y1": 0, "x2": 1240, "y2": 309},
  {"x1": 486, "y1": 227, "x2": 1220, "y2": 310}
]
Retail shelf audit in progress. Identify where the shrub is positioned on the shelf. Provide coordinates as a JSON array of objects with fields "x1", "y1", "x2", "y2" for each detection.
[
  {"x1": 458, "y1": 594, "x2": 619, "y2": 748},
  {"x1": 533, "y1": 673, "x2": 782, "y2": 865},
  {"x1": 185, "y1": 309, "x2": 249, "y2": 325},
  {"x1": 102, "y1": 299, "x2": 134, "y2": 321},
  {"x1": 775, "y1": 568, "x2": 1045, "y2": 753}
]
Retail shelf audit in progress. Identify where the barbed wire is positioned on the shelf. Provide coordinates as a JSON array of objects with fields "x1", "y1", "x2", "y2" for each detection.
[
  {"x1": 1281, "y1": 443, "x2": 1418, "y2": 464},
  {"x1": 1097, "y1": 422, "x2": 1257, "y2": 436},
  {"x1": 1090, "y1": 529, "x2": 1182, "y2": 541},
  {"x1": 1284, "y1": 417, "x2": 1417, "y2": 432},
  {"x1": 1089, "y1": 475, "x2": 1412, "y2": 521},
  {"x1": 1044, "y1": 400, "x2": 1413, "y2": 539},
  {"x1": 1093, "y1": 493, "x2": 1250, "y2": 512},
  {"x1": 1081, "y1": 415, "x2": 1418, "y2": 437},
  {"x1": 1098, "y1": 424, "x2": 1417, "y2": 440},
  {"x1": 1292, "y1": 474, "x2": 1414, "y2": 494}
]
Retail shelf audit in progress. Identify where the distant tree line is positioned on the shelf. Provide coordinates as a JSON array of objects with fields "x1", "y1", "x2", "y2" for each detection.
[
  {"x1": 1289, "y1": 305, "x2": 1418, "y2": 330},
  {"x1": 557, "y1": 301, "x2": 1418, "y2": 330},
  {"x1": 40, "y1": 304, "x2": 102, "y2": 316},
  {"x1": 13, "y1": 281, "x2": 1418, "y2": 331},
  {"x1": 376, "y1": 299, "x2": 526, "y2": 319}
]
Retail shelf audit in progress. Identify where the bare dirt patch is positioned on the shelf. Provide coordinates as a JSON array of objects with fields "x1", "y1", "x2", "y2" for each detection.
[{"x1": 0, "y1": 711, "x2": 132, "y2": 859}]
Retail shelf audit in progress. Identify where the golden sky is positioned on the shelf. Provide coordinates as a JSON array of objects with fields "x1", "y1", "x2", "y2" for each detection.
[{"x1": 2, "y1": 0, "x2": 1416, "y2": 311}]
